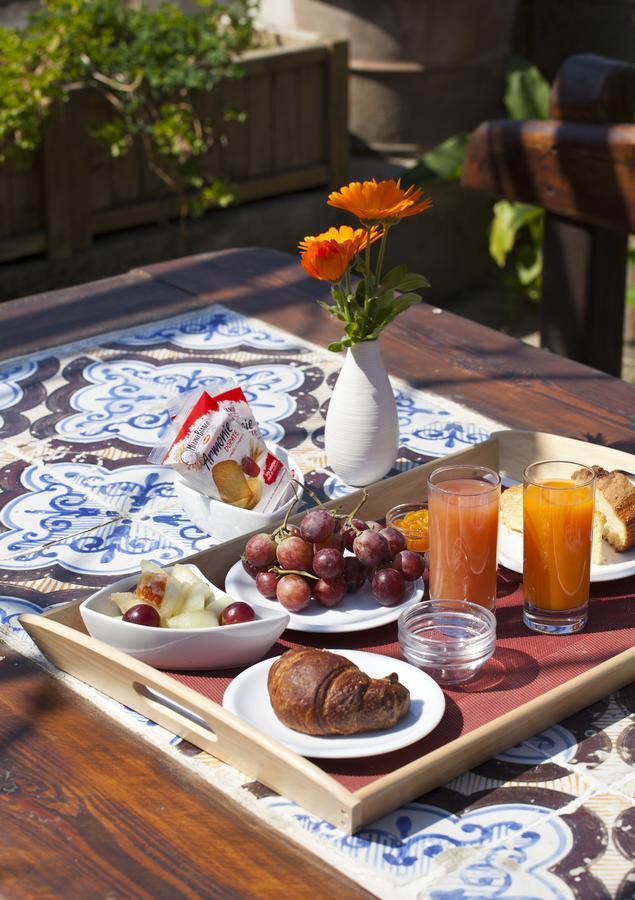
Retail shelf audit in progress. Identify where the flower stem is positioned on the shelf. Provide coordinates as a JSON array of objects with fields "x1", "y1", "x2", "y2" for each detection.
[
  {"x1": 376, "y1": 225, "x2": 390, "y2": 287},
  {"x1": 345, "y1": 267, "x2": 352, "y2": 299},
  {"x1": 364, "y1": 226, "x2": 373, "y2": 298}
]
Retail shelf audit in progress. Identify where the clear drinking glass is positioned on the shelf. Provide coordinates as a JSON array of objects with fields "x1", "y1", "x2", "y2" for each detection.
[
  {"x1": 427, "y1": 465, "x2": 501, "y2": 611},
  {"x1": 523, "y1": 460, "x2": 595, "y2": 634}
]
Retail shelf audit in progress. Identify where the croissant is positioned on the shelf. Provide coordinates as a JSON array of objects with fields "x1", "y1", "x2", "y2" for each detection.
[{"x1": 267, "y1": 648, "x2": 410, "y2": 736}]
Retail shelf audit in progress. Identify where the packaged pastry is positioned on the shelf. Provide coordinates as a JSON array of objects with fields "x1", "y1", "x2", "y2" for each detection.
[{"x1": 150, "y1": 384, "x2": 293, "y2": 513}]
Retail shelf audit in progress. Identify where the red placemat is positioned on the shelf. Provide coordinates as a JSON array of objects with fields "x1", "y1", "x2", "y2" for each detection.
[{"x1": 169, "y1": 573, "x2": 635, "y2": 791}]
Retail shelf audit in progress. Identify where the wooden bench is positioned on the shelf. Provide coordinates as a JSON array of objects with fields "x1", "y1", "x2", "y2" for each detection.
[{"x1": 462, "y1": 54, "x2": 635, "y2": 377}]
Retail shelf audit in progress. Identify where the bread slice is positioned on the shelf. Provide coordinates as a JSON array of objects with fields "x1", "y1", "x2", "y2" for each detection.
[
  {"x1": 502, "y1": 481, "x2": 606, "y2": 564},
  {"x1": 594, "y1": 468, "x2": 635, "y2": 552},
  {"x1": 573, "y1": 465, "x2": 635, "y2": 552},
  {"x1": 591, "y1": 511, "x2": 607, "y2": 564},
  {"x1": 501, "y1": 484, "x2": 523, "y2": 532}
]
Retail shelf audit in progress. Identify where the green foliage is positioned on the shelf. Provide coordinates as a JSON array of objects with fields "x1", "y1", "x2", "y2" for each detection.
[
  {"x1": 504, "y1": 56, "x2": 550, "y2": 120},
  {"x1": 325, "y1": 250, "x2": 429, "y2": 352},
  {"x1": 405, "y1": 133, "x2": 469, "y2": 185},
  {"x1": 486, "y1": 59, "x2": 549, "y2": 299},
  {"x1": 0, "y1": 0, "x2": 258, "y2": 215},
  {"x1": 489, "y1": 201, "x2": 544, "y2": 300},
  {"x1": 406, "y1": 57, "x2": 552, "y2": 303}
]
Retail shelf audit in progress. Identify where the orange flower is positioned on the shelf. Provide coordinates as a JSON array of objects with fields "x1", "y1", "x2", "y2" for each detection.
[
  {"x1": 299, "y1": 225, "x2": 380, "y2": 281},
  {"x1": 328, "y1": 178, "x2": 432, "y2": 225}
]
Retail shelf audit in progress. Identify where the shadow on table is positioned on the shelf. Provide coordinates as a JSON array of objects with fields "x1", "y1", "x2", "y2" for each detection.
[{"x1": 0, "y1": 653, "x2": 63, "y2": 751}]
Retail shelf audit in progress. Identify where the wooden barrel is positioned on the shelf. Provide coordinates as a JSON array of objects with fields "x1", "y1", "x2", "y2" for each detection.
[{"x1": 260, "y1": 0, "x2": 518, "y2": 156}]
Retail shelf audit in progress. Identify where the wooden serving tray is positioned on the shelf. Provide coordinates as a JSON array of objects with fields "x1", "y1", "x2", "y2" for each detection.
[{"x1": 21, "y1": 431, "x2": 635, "y2": 833}]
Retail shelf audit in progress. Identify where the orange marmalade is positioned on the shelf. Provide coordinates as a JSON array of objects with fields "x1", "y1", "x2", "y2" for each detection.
[{"x1": 391, "y1": 507, "x2": 429, "y2": 552}]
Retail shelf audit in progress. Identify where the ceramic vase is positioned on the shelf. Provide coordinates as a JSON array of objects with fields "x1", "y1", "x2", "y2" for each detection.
[{"x1": 325, "y1": 340, "x2": 399, "y2": 486}]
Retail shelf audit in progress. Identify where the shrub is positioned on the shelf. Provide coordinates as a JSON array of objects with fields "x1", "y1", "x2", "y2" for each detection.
[{"x1": 0, "y1": 0, "x2": 259, "y2": 215}]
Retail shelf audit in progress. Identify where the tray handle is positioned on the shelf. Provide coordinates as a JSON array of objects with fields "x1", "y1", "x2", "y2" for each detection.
[
  {"x1": 20, "y1": 613, "x2": 361, "y2": 833},
  {"x1": 132, "y1": 681, "x2": 218, "y2": 746}
]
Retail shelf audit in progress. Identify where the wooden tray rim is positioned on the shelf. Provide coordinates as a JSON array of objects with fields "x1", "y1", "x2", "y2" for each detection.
[{"x1": 20, "y1": 429, "x2": 635, "y2": 833}]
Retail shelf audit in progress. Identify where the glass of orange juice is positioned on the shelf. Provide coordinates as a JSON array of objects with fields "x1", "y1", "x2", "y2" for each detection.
[
  {"x1": 523, "y1": 460, "x2": 595, "y2": 634},
  {"x1": 427, "y1": 465, "x2": 501, "y2": 611}
]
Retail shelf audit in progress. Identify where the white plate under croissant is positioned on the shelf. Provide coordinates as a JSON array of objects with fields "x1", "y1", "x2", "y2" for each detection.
[{"x1": 223, "y1": 649, "x2": 446, "y2": 759}]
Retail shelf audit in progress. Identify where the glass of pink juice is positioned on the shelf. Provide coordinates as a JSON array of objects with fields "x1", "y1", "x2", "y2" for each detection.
[{"x1": 427, "y1": 465, "x2": 501, "y2": 610}]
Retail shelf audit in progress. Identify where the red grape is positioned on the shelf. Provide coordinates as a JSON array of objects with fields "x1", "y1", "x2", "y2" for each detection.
[
  {"x1": 393, "y1": 550, "x2": 425, "y2": 582},
  {"x1": 286, "y1": 524, "x2": 302, "y2": 538},
  {"x1": 353, "y1": 530, "x2": 390, "y2": 568},
  {"x1": 220, "y1": 601, "x2": 256, "y2": 625},
  {"x1": 313, "y1": 531, "x2": 344, "y2": 553},
  {"x1": 299, "y1": 508, "x2": 336, "y2": 543},
  {"x1": 242, "y1": 558, "x2": 263, "y2": 579},
  {"x1": 371, "y1": 568, "x2": 406, "y2": 606},
  {"x1": 342, "y1": 518, "x2": 368, "y2": 551},
  {"x1": 344, "y1": 556, "x2": 366, "y2": 593},
  {"x1": 122, "y1": 603, "x2": 160, "y2": 627},
  {"x1": 276, "y1": 535, "x2": 313, "y2": 571},
  {"x1": 314, "y1": 576, "x2": 347, "y2": 607},
  {"x1": 379, "y1": 526, "x2": 407, "y2": 557},
  {"x1": 244, "y1": 532, "x2": 276, "y2": 568},
  {"x1": 365, "y1": 521, "x2": 384, "y2": 532},
  {"x1": 255, "y1": 570, "x2": 279, "y2": 599},
  {"x1": 276, "y1": 574, "x2": 311, "y2": 612},
  {"x1": 313, "y1": 547, "x2": 345, "y2": 579},
  {"x1": 341, "y1": 527, "x2": 355, "y2": 552}
]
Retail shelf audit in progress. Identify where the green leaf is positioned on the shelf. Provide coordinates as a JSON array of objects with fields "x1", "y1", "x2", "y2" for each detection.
[
  {"x1": 394, "y1": 273, "x2": 430, "y2": 292},
  {"x1": 379, "y1": 264, "x2": 408, "y2": 290},
  {"x1": 366, "y1": 292, "x2": 423, "y2": 339},
  {"x1": 516, "y1": 248, "x2": 542, "y2": 286},
  {"x1": 504, "y1": 58, "x2": 550, "y2": 121},
  {"x1": 489, "y1": 200, "x2": 542, "y2": 267},
  {"x1": 375, "y1": 288, "x2": 395, "y2": 306},
  {"x1": 328, "y1": 341, "x2": 345, "y2": 353},
  {"x1": 354, "y1": 278, "x2": 367, "y2": 304},
  {"x1": 405, "y1": 133, "x2": 470, "y2": 185}
]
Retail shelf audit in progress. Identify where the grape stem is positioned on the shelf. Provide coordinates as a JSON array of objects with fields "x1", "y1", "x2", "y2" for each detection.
[
  {"x1": 271, "y1": 566, "x2": 318, "y2": 580},
  {"x1": 344, "y1": 488, "x2": 369, "y2": 527},
  {"x1": 292, "y1": 477, "x2": 326, "y2": 510}
]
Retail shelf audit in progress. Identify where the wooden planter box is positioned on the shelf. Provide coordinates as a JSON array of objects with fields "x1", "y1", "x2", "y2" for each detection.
[{"x1": 0, "y1": 32, "x2": 348, "y2": 263}]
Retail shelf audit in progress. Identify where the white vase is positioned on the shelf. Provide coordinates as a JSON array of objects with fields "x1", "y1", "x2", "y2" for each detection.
[{"x1": 325, "y1": 340, "x2": 399, "y2": 486}]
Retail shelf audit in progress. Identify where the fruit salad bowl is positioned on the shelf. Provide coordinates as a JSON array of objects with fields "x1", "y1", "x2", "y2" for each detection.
[
  {"x1": 174, "y1": 444, "x2": 304, "y2": 542},
  {"x1": 79, "y1": 564, "x2": 289, "y2": 671}
]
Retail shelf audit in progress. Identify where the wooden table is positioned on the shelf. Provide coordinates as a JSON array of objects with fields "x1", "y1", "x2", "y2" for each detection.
[{"x1": 1, "y1": 247, "x2": 634, "y2": 898}]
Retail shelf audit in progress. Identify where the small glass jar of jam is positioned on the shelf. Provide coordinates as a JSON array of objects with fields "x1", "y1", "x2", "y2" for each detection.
[{"x1": 386, "y1": 503, "x2": 429, "y2": 553}]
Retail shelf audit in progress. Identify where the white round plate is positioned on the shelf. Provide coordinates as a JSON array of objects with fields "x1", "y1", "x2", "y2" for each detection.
[
  {"x1": 223, "y1": 649, "x2": 446, "y2": 759},
  {"x1": 225, "y1": 559, "x2": 424, "y2": 633},
  {"x1": 497, "y1": 519, "x2": 635, "y2": 583}
]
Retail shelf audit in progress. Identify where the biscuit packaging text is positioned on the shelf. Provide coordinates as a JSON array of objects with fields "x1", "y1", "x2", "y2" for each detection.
[{"x1": 151, "y1": 384, "x2": 293, "y2": 513}]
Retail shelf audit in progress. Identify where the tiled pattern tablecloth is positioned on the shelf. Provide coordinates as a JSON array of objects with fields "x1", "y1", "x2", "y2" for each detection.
[{"x1": 1, "y1": 306, "x2": 633, "y2": 900}]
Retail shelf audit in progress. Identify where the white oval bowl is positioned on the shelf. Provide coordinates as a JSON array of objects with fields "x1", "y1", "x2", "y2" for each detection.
[
  {"x1": 174, "y1": 444, "x2": 304, "y2": 542},
  {"x1": 79, "y1": 564, "x2": 289, "y2": 670}
]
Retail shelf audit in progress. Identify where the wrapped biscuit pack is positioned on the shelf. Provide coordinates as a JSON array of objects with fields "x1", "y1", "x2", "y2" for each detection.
[{"x1": 151, "y1": 383, "x2": 293, "y2": 513}]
